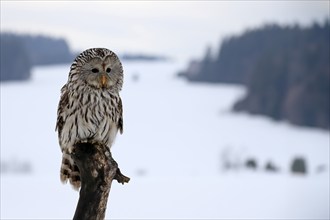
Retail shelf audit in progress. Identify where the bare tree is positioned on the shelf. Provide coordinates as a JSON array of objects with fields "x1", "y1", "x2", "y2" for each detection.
[{"x1": 71, "y1": 142, "x2": 130, "y2": 220}]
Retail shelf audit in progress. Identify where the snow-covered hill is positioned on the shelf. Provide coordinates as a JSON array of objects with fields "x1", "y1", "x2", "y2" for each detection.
[{"x1": 1, "y1": 61, "x2": 329, "y2": 219}]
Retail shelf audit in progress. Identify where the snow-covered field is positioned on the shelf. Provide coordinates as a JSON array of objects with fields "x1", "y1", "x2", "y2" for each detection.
[{"x1": 1, "y1": 61, "x2": 329, "y2": 219}]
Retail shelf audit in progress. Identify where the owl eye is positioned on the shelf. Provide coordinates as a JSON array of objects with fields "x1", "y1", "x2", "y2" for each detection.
[
  {"x1": 92, "y1": 68, "x2": 99, "y2": 73},
  {"x1": 106, "y1": 68, "x2": 111, "y2": 73}
]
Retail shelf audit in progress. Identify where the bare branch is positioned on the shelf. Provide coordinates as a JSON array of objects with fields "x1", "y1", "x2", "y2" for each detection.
[{"x1": 71, "y1": 142, "x2": 129, "y2": 220}]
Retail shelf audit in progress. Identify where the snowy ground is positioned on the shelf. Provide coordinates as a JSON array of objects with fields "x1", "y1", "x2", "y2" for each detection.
[{"x1": 1, "y1": 61, "x2": 329, "y2": 219}]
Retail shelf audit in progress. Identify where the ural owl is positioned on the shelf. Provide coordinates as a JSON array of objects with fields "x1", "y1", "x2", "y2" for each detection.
[{"x1": 56, "y1": 48, "x2": 124, "y2": 189}]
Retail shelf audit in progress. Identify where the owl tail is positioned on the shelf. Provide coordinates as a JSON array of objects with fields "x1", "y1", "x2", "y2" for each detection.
[{"x1": 60, "y1": 150, "x2": 81, "y2": 190}]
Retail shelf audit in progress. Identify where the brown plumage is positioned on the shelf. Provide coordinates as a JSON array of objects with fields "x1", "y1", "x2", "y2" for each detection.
[{"x1": 55, "y1": 48, "x2": 124, "y2": 190}]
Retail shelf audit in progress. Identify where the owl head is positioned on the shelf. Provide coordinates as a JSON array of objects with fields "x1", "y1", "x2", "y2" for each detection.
[{"x1": 68, "y1": 48, "x2": 123, "y2": 92}]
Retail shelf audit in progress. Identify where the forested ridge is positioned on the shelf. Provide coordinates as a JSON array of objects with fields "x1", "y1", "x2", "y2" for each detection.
[
  {"x1": 179, "y1": 20, "x2": 330, "y2": 129},
  {"x1": 0, "y1": 33, "x2": 74, "y2": 81}
]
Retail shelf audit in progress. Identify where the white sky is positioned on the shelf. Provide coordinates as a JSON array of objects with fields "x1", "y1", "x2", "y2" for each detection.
[{"x1": 1, "y1": 1, "x2": 329, "y2": 62}]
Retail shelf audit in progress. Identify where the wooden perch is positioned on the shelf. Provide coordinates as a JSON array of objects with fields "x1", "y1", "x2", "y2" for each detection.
[{"x1": 71, "y1": 142, "x2": 130, "y2": 220}]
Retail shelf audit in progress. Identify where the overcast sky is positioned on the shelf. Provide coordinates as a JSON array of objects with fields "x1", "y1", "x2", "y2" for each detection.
[{"x1": 1, "y1": 1, "x2": 329, "y2": 62}]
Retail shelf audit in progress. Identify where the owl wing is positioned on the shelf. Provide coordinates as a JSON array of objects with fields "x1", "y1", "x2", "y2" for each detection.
[
  {"x1": 55, "y1": 84, "x2": 69, "y2": 143},
  {"x1": 118, "y1": 97, "x2": 124, "y2": 134}
]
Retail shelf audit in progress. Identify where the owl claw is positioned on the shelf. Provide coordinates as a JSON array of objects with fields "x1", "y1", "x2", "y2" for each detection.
[{"x1": 68, "y1": 146, "x2": 74, "y2": 154}]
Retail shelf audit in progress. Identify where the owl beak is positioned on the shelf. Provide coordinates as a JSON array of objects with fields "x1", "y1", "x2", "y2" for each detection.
[{"x1": 100, "y1": 74, "x2": 108, "y2": 87}]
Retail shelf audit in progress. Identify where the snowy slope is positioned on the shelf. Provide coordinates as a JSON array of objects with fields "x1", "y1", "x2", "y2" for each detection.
[{"x1": 1, "y1": 61, "x2": 329, "y2": 219}]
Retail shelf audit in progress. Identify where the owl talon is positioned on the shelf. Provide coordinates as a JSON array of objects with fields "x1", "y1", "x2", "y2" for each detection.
[{"x1": 68, "y1": 146, "x2": 74, "y2": 154}]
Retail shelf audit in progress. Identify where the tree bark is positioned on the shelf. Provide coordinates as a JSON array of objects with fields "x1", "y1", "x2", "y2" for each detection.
[{"x1": 71, "y1": 142, "x2": 129, "y2": 220}]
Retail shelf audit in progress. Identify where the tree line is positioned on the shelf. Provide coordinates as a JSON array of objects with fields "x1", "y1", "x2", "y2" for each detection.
[
  {"x1": 178, "y1": 20, "x2": 329, "y2": 129},
  {"x1": 0, "y1": 33, "x2": 74, "y2": 81}
]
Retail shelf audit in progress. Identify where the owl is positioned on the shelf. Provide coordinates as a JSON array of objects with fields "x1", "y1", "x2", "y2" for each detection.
[{"x1": 55, "y1": 48, "x2": 124, "y2": 190}]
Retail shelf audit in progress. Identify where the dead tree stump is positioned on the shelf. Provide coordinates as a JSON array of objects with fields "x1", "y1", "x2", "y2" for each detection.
[{"x1": 71, "y1": 142, "x2": 129, "y2": 220}]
